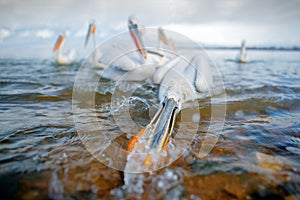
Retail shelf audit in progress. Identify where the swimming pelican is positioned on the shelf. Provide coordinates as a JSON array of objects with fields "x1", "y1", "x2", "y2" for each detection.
[
  {"x1": 237, "y1": 39, "x2": 248, "y2": 63},
  {"x1": 126, "y1": 53, "x2": 215, "y2": 168},
  {"x1": 53, "y1": 32, "x2": 76, "y2": 65},
  {"x1": 96, "y1": 16, "x2": 170, "y2": 81},
  {"x1": 84, "y1": 20, "x2": 102, "y2": 66}
]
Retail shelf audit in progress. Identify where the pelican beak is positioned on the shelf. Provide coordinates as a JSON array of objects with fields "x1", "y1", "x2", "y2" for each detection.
[
  {"x1": 158, "y1": 27, "x2": 169, "y2": 45},
  {"x1": 53, "y1": 35, "x2": 64, "y2": 52},
  {"x1": 127, "y1": 98, "x2": 179, "y2": 165},
  {"x1": 128, "y1": 18, "x2": 148, "y2": 59},
  {"x1": 170, "y1": 40, "x2": 177, "y2": 52},
  {"x1": 85, "y1": 23, "x2": 96, "y2": 48}
]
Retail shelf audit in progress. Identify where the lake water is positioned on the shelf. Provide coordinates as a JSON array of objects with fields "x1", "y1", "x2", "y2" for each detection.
[{"x1": 0, "y1": 49, "x2": 299, "y2": 199}]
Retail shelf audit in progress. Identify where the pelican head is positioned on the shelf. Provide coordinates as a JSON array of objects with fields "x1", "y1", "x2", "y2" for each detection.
[
  {"x1": 85, "y1": 20, "x2": 96, "y2": 48},
  {"x1": 128, "y1": 16, "x2": 138, "y2": 27},
  {"x1": 127, "y1": 97, "x2": 179, "y2": 165},
  {"x1": 128, "y1": 16, "x2": 148, "y2": 60},
  {"x1": 53, "y1": 31, "x2": 66, "y2": 52}
]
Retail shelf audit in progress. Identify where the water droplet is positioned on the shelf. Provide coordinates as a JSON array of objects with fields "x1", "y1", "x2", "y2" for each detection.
[{"x1": 158, "y1": 180, "x2": 164, "y2": 188}]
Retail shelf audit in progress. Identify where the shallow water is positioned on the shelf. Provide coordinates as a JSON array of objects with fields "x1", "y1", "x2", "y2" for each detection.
[{"x1": 0, "y1": 49, "x2": 300, "y2": 199}]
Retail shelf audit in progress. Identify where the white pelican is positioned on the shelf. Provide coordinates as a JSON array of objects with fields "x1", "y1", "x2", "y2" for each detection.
[
  {"x1": 84, "y1": 20, "x2": 102, "y2": 66},
  {"x1": 237, "y1": 39, "x2": 248, "y2": 63},
  {"x1": 126, "y1": 53, "x2": 216, "y2": 170},
  {"x1": 53, "y1": 32, "x2": 76, "y2": 65},
  {"x1": 96, "y1": 16, "x2": 171, "y2": 81}
]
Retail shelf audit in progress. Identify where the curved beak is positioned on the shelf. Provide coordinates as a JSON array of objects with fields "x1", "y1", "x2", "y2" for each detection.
[
  {"x1": 127, "y1": 98, "x2": 179, "y2": 165},
  {"x1": 158, "y1": 27, "x2": 169, "y2": 45},
  {"x1": 158, "y1": 27, "x2": 176, "y2": 52},
  {"x1": 53, "y1": 35, "x2": 64, "y2": 52},
  {"x1": 128, "y1": 18, "x2": 147, "y2": 59},
  {"x1": 85, "y1": 23, "x2": 96, "y2": 48}
]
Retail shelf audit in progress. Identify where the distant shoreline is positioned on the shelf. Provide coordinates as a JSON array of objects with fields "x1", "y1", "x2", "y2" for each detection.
[{"x1": 200, "y1": 45, "x2": 300, "y2": 51}]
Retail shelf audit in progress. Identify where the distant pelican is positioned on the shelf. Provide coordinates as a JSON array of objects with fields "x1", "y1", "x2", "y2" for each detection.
[
  {"x1": 96, "y1": 16, "x2": 171, "y2": 81},
  {"x1": 126, "y1": 54, "x2": 215, "y2": 167},
  {"x1": 53, "y1": 32, "x2": 76, "y2": 65},
  {"x1": 84, "y1": 20, "x2": 102, "y2": 66},
  {"x1": 237, "y1": 39, "x2": 248, "y2": 63}
]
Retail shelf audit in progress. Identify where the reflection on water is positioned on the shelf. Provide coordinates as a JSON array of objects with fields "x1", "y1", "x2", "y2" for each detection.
[{"x1": 0, "y1": 50, "x2": 300, "y2": 199}]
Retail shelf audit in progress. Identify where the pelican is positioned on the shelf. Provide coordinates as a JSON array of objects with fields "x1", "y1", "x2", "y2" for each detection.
[
  {"x1": 126, "y1": 53, "x2": 215, "y2": 169},
  {"x1": 53, "y1": 32, "x2": 76, "y2": 65},
  {"x1": 237, "y1": 39, "x2": 248, "y2": 63},
  {"x1": 84, "y1": 20, "x2": 102, "y2": 66},
  {"x1": 95, "y1": 16, "x2": 171, "y2": 81}
]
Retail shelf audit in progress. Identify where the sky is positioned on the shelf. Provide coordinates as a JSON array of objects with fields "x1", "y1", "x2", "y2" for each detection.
[{"x1": 0, "y1": 0, "x2": 300, "y2": 58}]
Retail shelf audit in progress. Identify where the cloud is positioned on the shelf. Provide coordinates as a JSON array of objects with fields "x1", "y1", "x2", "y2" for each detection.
[
  {"x1": 0, "y1": 28, "x2": 11, "y2": 42},
  {"x1": 19, "y1": 30, "x2": 31, "y2": 37},
  {"x1": 0, "y1": 0, "x2": 300, "y2": 46},
  {"x1": 74, "y1": 29, "x2": 86, "y2": 37},
  {"x1": 164, "y1": 23, "x2": 271, "y2": 45},
  {"x1": 35, "y1": 29, "x2": 54, "y2": 39},
  {"x1": 2, "y1": 0, "x2": 299, "y2": 29}
]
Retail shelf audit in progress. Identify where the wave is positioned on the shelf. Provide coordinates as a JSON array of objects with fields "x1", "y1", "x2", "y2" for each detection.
[
  {"x1": 225, "y1": 94, "x2": 300, "y2": 116},
  {"x1": 225, "y1": 85, "x2": 300, "y2": 96}
]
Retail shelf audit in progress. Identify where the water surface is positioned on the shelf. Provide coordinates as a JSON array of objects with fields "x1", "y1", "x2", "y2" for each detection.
[{"x1": 0, "y1": 49, "x2": 300, "y2": 199}]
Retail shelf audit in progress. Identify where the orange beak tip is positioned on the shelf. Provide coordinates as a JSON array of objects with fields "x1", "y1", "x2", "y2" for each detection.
[
  {"x1": 143, "y1": 155, "x2": 152, "y2": 166},
  {"x1": 127, "y1": 128, "x2": 146, "y2": 153},
  {"x1": 53, "y1": 47, "x2": 58, "y2": 52}
]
